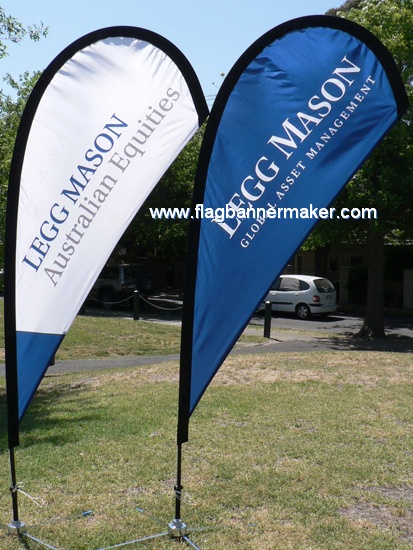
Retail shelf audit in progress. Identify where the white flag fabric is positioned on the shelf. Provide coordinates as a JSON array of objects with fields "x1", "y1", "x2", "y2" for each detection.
[{"x1": 5, "y1": 27, "x2": 208, "y2": 438}]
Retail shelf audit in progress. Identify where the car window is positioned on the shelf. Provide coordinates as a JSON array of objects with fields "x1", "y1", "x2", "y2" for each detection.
[
  {"x1": 313, "y1": 278, "x2": 335, "y2": 293},
  {"x1": 299, "y1": 280, "x2": 310, "y2": 291},
  {"x1": 279, "y1": 277, "x2": 300, "y2": 291},
  {"x1": 271, "y1": 278, "x2": 281, "y2": 290}
]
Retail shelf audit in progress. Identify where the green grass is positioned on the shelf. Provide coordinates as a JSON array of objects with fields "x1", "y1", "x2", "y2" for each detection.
[
  {"x1": 0, "y1": 351, "x2": 413, "y2": 548},
  {"x1": 0, "y1": 302, "x2": 265, "y2": 361},
  {"x1": 58, "y1": 314, "x2": 182, "y2": 359}
]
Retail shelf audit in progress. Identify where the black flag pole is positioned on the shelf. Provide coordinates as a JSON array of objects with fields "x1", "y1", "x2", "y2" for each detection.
[
  {"x1": 4, "y1": 148, "x2": 26, "y2": 535},
  {"x1": 7, "y1": 448, "x2": 26, "y2": 536},
  {"x1": 167, "y1": 194, "x2": 203, "y2": 544},
  {"x1": 168, "y1": 442, "x2": 198, "y2": 545}
]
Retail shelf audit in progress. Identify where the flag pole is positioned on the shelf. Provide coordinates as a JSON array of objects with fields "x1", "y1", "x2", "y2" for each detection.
[
  {"x1": 5, "y1": 331, "x2": 26, "y2": 535},
  {"x1": 169, "y1": 295, "x2": 191, "y2": 532},
  {"x1": 4, "y1": 254, "x2": 25, "y2": 534},
  {"x1": 174, "y1": 442, "x2": 183, "y2": 521},
  {"x1": 164, "y1": 208, "x2": 202, "y2": 545},
  {"x1": 168, "y1": 441, "x2": 187, "y2": 537},
  {"x1": 7, "y1": 446, "x2": 26, "y2": 535},
  {"x1": 168, "y1": 308, "x2": 199, "y2": 545},
  {"x1": 166, "y1": 441, "x2": 201, "y2": 550},
  {"x1": 4, "y1": 118, "x2": 25, "y2": 535}
]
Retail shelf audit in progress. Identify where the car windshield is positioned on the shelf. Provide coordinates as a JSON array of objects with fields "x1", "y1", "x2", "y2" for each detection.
[{"x1": 313, "y1": 278, "x2": 335, "y2": 293}]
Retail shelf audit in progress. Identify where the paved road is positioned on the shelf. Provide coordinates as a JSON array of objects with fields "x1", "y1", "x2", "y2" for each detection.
[{"x1": 250, "y1": 311, "x2": 413, "y2": 338}]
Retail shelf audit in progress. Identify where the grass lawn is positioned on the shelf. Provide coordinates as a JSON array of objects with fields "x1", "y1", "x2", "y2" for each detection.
[
  {"x1": 0, "y1": 304, "x2": 266, "y2": 362},
  {"x1": 0, "y1": 346, "x2": 413, "y2": 549}
]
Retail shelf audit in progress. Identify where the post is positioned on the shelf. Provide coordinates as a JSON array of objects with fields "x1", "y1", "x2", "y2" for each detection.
[
  {"x1": 264, "y1": 300, "x2": 272, "y2": 338},
  {"x1": 133, "y1": 291, "x2": 140, "y2": 321}
]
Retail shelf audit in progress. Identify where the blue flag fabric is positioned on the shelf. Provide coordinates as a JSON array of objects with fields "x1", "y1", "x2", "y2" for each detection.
[{"x1": 178, "y1": 16, "x2": 408, "y2": 442}]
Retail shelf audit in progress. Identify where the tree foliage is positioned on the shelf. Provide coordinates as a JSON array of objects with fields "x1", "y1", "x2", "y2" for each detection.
[
  {"x1": 304, "y1": 0, "x2": 413, "y2": 337},
  {"x1": 310, "y1": 0, "x2": 413, "y2": 245},
  {"x1": 0, "y1": 6, "x2": 47, "y2": 265},
  {"x1": 0, "y1": 6, "x2": 48, "y2": 60},
  {"x1": 0, "y1": 73, "x2": 41, "y2": 265}
]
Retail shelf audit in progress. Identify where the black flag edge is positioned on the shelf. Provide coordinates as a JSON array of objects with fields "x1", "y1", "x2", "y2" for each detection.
[
  {"x1": 5, "y1": 26, "x2": 209, "y2": 449},
  {"x1": 177, "y1": 15, "x2": 409, "y2": 444}
]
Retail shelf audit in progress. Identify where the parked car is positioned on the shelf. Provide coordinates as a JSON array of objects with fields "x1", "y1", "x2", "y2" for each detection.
[
  {"x1": 88, "y1": 263, "x2": 153, "y2": 308},
  {"x1": 262, "y1": 274, "x2": 337, "y2": 319}
]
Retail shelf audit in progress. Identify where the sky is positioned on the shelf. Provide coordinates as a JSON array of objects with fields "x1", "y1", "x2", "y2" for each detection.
[{"x1": 1, "y1": 0, "x2": 339, "y2": 104}]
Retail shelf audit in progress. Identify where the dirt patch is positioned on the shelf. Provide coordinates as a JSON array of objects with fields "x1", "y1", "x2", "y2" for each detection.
[{"x1": 339, "y1": 486, "x2": 413, "y2": 543}]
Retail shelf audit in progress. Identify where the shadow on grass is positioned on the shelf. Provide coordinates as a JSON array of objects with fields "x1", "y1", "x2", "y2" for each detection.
[
  {"x1": 318, "y1": 333, "x2": 413, "y2": 353},
  {"x1": 0, "y1": 379, "x2": 102, "y2": 452}
]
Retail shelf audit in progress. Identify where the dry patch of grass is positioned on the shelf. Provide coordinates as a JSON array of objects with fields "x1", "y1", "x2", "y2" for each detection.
[{"x1": 212, "y1": 350, "x2": 413, "y2": 387}]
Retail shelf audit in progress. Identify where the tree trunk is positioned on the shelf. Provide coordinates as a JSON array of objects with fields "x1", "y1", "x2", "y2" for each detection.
[
  {"x1": 357, "y1": 231, "x2": 385, "y2": 339},
  {"x1": 314, "y1": 246, "x2": 330, "y2": 277}
]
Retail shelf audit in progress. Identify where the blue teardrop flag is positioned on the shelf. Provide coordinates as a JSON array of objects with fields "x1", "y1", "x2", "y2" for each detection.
[{"x1": 178, "y1": 16, "x2": 408, "y2": 443}]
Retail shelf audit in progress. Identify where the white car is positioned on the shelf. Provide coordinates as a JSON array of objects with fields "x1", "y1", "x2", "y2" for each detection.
[{"x1": 262, "y1": 274, "x2": 337, "y2": 320}]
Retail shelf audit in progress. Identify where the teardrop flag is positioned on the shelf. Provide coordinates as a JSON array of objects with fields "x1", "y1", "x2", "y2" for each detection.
[
  {"x1": 178, "y1": 16, "x2": 408, "y2": 443},
  {"x1": 5, "y1": 26, "x2": 208, "y2": 447}
]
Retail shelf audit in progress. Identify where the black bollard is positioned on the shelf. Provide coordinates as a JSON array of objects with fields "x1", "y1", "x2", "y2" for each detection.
[
  {"x1": 133, "y1": 290, "x2": 140, "y2": 320},
  {"x1": 264, "y1": 300, "x2": 272, "y2": 338}
]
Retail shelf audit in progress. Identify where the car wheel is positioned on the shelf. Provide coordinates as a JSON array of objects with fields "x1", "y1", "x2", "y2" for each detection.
[{"x1": 296, "y1": 303, "x2": 311, "y2": 320}]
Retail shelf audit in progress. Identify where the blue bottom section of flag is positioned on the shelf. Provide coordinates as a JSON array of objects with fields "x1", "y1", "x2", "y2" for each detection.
[{"x1": 16, "y1": 331, "x2": 64, "y2": 420}]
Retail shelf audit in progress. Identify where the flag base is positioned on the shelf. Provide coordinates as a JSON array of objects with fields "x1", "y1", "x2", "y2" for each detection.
[
  {"x1": 168, "y1": 518, "x2": 187, "y2": 537},
  {"x1": 167, "y1": 519, "x2": 201, "y2": 549},
  {"x1": 97, "y1": 519, "x2": 200, "y2": 550},
  {"x1": 7, "y1": 520, "x2": 26, "y2": 535}
]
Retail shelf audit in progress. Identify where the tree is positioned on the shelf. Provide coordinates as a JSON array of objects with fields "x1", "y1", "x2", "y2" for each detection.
[
  {"x1": 0, "y1": 72, "x2": 41, "y2": 265},
  {"x1": 0, "y1": 6, "x2": 47, "y2": 60},
  {"x1": 0, "y1": 7, "x2": 47, "y2": 265},
  {"x1": 305, "y1": 0, "x2": 413, "y2": 338}
]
